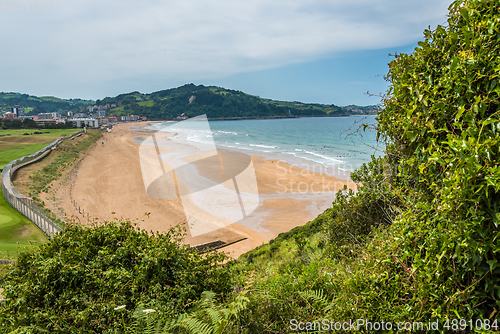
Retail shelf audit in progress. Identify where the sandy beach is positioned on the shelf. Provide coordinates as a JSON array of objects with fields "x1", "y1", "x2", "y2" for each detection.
[{"x1": 53, "y1": 122, "x2": 357, "y2": 258}]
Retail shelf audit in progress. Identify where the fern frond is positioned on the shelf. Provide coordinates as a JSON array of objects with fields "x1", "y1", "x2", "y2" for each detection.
[
  {"x1": 298, "y1": 289, "x2": 334, "y2": 313},
  {"x1": 153, "y1": 318, "x2": 164, "y2": 334},
  {"x1": 230, "y1": 295, "x2": 249, "y2": 313},
  {"x1": 299, "y1": 289, "x2": 325, "y2": 303},
  {"x1": 162, "y1": 313, "x2": 188, "y2": 334},
  {"x1": 162, "y1": 290, "x2": 249, "y2": 334},
  {"x1": 200, "y1": 291, "x2": 216, "y2": 301},
  {"x1": 178, "y1": 317, "x2": 213, "y2": 334},
  {"x1": 132, "y1": 302, "x2": 146, "y2": 320}
]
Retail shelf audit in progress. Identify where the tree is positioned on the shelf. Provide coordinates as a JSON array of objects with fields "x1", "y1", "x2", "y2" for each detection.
[
  {"x1": 10, "y1": 119, "x2": 22, "y2": 128},
  {"x1": 23, "y1": 118, "x2": 37, "y2": 128},
  {"x1": 1, "y1": 119, "x2": 11, "y2": 129}
]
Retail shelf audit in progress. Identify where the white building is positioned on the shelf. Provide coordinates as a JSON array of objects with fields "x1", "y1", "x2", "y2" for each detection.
[{"x1": 67, "y1": 118, "x2": 99, "y2": 128}]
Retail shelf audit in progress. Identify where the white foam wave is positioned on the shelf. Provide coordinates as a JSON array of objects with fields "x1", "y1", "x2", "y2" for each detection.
[
  {"x1": 216, "y1": 131, "x2": 238, "y2": 135},
  {"x1": 303, "y1": 151, "x2": 344, "y2": 163},
  {"x1": 249, "y1": 144, "x2": 278, "y2": 149}
]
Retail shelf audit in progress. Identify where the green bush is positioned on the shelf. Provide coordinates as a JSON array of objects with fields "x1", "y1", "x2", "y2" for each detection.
[
  {"x1": 325, "y1": 155, "x2": 400, "y2": 259},
  {"x1": 0, "y1": 221, "x2": 232, "y2": 333},
  {"x1": 375, "y1": 0, "x2": 500, "y2": 319}
]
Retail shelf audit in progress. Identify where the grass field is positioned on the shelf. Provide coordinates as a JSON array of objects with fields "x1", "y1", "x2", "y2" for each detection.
[
  {"x1": 0, "y1": 128, "x2": 79, "y2": 137},
  {"x1": 0, "y1": 143, "x2": 52, "y2": 170},
  {"x1": 0, "y1": 182, "x2": 47, "y2": 260},
  {"x1": 0, "y1": 128, "x2": 80, "y2": 259},
  {"x1": 138, "y1": 100, "x2": 155, "y2": 107},
  {"x1": 0, "y1": 129, "x2": 79, "y2": 170}
]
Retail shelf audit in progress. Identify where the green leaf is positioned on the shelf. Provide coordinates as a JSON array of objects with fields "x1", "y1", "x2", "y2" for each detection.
[
  {"x1": 487, "y1": 259, "x2": 498, "y2": 273},
  {"x1": 483, "y1": 118, "x2": 499, "y2": 127},
  {"x1": 407, "y1": 131, "x2": 417, "y2": 142},
  {"x1": 461, "y1": 8, "x2": 469, "y2": 22},
  {"x1": 455, "y1": 105, "x2": 465, "y2": 121},
  {"x1": 429, "y1": 156, "x2": 445, "y2": 164},
  {"x1": 450, "y1": 56, "x2": 459, "y2": 73}
]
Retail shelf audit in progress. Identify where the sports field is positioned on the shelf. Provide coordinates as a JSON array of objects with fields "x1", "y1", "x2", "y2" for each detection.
[
  {"x1": 0, "y1": 184, "x2": 46, "y2": 260},
  {"x1": 0, "y1": 129, "x2": 79, "y2": 169},
  {"x1": 0, "y1": 128, "x2": 79, "y2": 259}
]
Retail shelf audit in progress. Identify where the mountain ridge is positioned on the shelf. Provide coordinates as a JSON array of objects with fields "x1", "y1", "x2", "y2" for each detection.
[{"x1": 1, "y1": 84, "x2": 380, "y2": 119}]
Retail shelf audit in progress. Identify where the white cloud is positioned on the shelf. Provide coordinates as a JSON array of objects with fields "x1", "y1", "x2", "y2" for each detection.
[{"x1": 0, "y1": 0, "x2": 450, "y2": 97}]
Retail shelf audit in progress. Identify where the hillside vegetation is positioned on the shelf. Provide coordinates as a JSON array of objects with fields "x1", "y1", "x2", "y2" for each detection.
[
  {"x1": 234, "y1": 0, "x2": 500, "y2": 330},
  {"x1": 98, "y1": 84, "x2": 374, "y2": 120},
  {"x1": 0, "y1": 86, "x2": 378, "y2": 121},
  {"x1": 0, "y1": 93, "x2": 93, "y2": 115},
  {"x1": 1, "y1": 0, "x2": 499, "y2": 332}
]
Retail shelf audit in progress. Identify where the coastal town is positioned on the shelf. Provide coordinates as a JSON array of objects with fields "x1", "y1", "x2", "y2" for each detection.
[{"x1": 0, "y1": 103, "x2": 147, "y2": 128}]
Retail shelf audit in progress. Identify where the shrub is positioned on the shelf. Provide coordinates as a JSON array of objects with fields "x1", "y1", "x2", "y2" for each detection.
[
  {"x1": 374, "y1": 0, "x2": 500, "y2": 320},
  {"x1": 325, "y1": 155, "x2": 400, "y2": 258},
  {"x1": 0, "y1": 220, "x2": 232, "y2": 333}
]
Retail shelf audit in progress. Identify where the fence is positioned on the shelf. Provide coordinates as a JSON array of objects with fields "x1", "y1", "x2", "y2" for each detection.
[{"x1": 1, "y1": 131, "x2": 84, "y2": 238}]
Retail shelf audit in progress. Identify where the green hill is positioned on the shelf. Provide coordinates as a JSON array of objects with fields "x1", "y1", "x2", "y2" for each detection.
[
  {"x1": 98, "y1": 84, "x2": 375, "y2": 120},
  {"x1": 0, "y1": 93, "x2": 93, "y2": 115},
  {"x1": 1, "y1": 86, "x2": 379, "y2": 120}
]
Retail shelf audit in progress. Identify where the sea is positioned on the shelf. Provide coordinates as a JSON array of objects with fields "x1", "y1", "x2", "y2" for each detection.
[{"x1": 147, "y1": 116, "x2": 384, "y2": 180}]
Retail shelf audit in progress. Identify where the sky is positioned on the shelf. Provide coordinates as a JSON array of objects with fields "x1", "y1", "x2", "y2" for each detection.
[{"x1": 1, "y1": 0, "x2": 451, "y2": 106}]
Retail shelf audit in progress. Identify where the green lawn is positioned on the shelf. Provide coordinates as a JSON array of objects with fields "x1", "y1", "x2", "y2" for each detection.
[
  {"x1": 0, "y1": 129, "x2": 79, "y2": 259},
  {"x1": 0, "y1": 183, "x2": 47, "y2": 260},
  {"x1": 0, "y1": 143, "x2": 50, "y2": 170},
  {"x1": 0, "y1": 128, "x2": 79, "y2": 137},
  {"x1": 0, "y1": 129, "x2": 80, "y2": 170},
  {"x1": 109, "y1": 106, "x2": 125, "y2": 115}
]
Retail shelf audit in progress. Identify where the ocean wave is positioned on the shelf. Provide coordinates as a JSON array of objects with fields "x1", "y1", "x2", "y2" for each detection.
[
  {"x1": 215, "y1": 131, "x2": 238, "y2": 135},
  {"x1": 303, "y1": 151, "x2": 344, "y2": 163},
  {"x1": 249, "y1": 144, "x2": 278, "y2": 149}
]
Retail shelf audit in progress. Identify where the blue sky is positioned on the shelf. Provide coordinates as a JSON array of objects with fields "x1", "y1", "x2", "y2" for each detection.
[
  {"x1": 212, "y1": 43, "x2": 419, "y2": 105},
  {"x1": 0, "y1": 0, "x2": 451, "y2": 106}
]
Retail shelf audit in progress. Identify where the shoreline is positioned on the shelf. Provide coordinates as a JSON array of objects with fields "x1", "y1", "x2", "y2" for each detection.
[
  {"x1": 138, "y1": 114, "x2": 375, "y2": 122},
  {"x1": 141, "y1": 118, "x2": 377, "y2": 181},
  {"x1": 53, "y1": 122, "x2": 356, "y2": 258}
]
